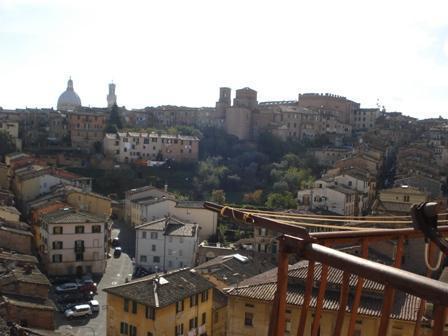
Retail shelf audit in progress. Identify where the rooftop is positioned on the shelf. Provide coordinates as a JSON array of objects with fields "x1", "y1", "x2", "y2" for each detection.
[
  {"x1": 41, "y1": 208, "x2": 105, "y2": 224},
  {"x1": 103, "y1": 268, "x2": 213, "y2": 308},
  {"x1": 136, "y1": 217, "x2": 197, "y2": 237},
  {"x1": 227, "y1": 261, "x2": 420, "y2": 322},
  {"x1": 195, "y1": 254, "x2": 275, "y2": 286}
]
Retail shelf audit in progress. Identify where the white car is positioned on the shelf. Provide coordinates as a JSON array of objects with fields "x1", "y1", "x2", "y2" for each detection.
[
  {"x1": 89, "y1": 300, "x2": 100, "y2": 313},
  {"x1": 64, "y1": 304, "x2": 92, "y2": 319}
]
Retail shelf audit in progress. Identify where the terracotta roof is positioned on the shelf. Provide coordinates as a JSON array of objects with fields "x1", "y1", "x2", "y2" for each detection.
[
  {"x1": 103, "y1": 268, "x2": 213, "y2": 308},
  {"x1": 227, "y1": 262, "x2": 421, "y2": 322},
  {"x1": 195, "y1": 254, "x2": 275, "y2": 287},
  {"x1": 136, "y1": 217, "x2": 197, "y2": 237},
  {"x1": 2, "y1": 294, "x2": 55, "y2": 311},
  {"x1": 41, "y1": 208, "x2": 105, "y2": 224},
  {"x1": 175, "y1": 201, "x2": 205, "y2": 209},
  {"x1": 0, "y1": 264, "x2": 50, "y2": 286}
]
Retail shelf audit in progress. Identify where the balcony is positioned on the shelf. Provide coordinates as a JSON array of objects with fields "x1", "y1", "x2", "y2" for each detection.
[{"x1": 205, "y1": 202, "x2": 448, "y2": 336}]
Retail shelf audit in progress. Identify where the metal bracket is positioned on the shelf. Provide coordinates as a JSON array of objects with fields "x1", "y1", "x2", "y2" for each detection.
[{"x1": 411, "y1": 202, "x2": 448, "y2": 255}]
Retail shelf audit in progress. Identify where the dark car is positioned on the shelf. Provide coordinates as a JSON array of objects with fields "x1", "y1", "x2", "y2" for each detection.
[
  {"x1": 57, "y1": 291, "x2": 94, "y2": 304},
  {"x1": 112, "y1": 237, "x2": 120, "y2": 247},
  {"x1": 113, "y1": 247, "x2": 122, "y2": 258},
  {"x1": 78, "y1": 279, "x2": 97, "y2": 294}
]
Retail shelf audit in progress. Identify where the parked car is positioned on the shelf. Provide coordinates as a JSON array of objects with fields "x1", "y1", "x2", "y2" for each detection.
[
  {"x1": 112, "y1": 237, "x2": 120, "y2": 247},
  {"x1": 55, "y1": 282, "x2": 79, "y2": 294},
  {"x1": 57, "y1": 291, "x2": 94, "y2": 304},
  {"x1": 64, "y1": 304, "x2": 92, "y2": 319},
  {"x1": 113, "y1": 247, "x2": 122, "y2": 258},
  {"x1": 78, "y1": 279, "x2": 97, "y2": 294},
  {"x1": 89, "y1": 299, "x2": 100, "y2": 313}
]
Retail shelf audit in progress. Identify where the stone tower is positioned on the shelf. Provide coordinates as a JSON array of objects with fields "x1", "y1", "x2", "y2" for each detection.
[
  {"x1": 107, "y1": 82, "x2": 117, "y2": 107},
  {"x1": 215, "y1": 87, "x2": 231, "y2": 119}
]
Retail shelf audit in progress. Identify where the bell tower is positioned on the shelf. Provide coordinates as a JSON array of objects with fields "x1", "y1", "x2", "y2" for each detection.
[{"x1": 107, "y1": 82, "x2": 117, "y2": 107}]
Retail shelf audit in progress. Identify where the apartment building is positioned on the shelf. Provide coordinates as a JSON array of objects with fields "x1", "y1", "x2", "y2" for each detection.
[
  {"x1": 68, "y1": 109, "x2": 106, "y2": 150},
  {"x1": 135, "y1": 217, "x2": 198, "y2": 272},
  {"x1": 103, "y1": 131, "x2": 200, "y2": 163},
  {"x1": 104, "y1": 268, "x2": 214, "y2": 336},
  {"x1": 125, "y1": 186, "x2": 218, "y2": 241},
  {"x1": 36, "y1": 206, "x2": 108, "y2": 276}
]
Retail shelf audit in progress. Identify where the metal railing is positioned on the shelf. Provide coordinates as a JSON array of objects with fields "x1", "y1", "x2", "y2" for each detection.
[{"x1": 204, "y1": 202, "x2": 448, "y2": 336}]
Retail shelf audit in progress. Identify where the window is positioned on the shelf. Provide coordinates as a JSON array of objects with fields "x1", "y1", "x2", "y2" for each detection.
[
  {"x1": 153, "y1": 256, "x2": 160, "y2": 263},
  {"x1": 201, "y1": 290, "x2": 209, "y2": 302},
  {"x1": 52, "y1": 254, "x2": 62, "y2": 263},
  {"x1": 244, "y1": 312, "x2": 253, "y2": 326},
  {"x1": 75, "y1": 225, "x2": 84, "y2": 234},
  {"x1": 214, "y1": 311, "x2": 219, "y2": 323},
  {"x1": 190, "y1": 294, "x2": 198, "y2": 307},
  {"x1": 53, "y1": 226, "x2": 63, "y2": 234},
  {"x1": 404, "y1": 195, "x2": 410, "y2": 202},
  {"x1": 52, "y1": 241, "x2": 63, "y2": 249},
  {"x1": 145, "y1": 306, "x2": 155, "y2": 320},
  {"x1": 151, "y1": 245, "x2": 156, "y2": 252},
  {"x1": 147, "y1": 333, "x2": 153, "y2": 336},
  {"x1": 129, "y1": 325, "x2": 137, "y2": 336},
  {"x1": 120, "y1": 322, "x2": 128, "y2": 335},
  {"x1": 285, "y1": 319, "x2": 292, "y2": 333},
  {"x1": 179, "y1": 237, "x2": 184, "y2": 243},
  {"x1": 175, "y1": 324, "x2": 184, "y2": 335},
  {"x1": 179, "y1": 249, "x2": 183, "y2": 257},
  {"x1": 142, "y1": 231, "x2": 147, "y2": 239},
  {"x1": 150, "y1": 232, "x2": 158, "y2": 239},
  {"x1": 140, "y1": 255, "x2": 147, "y2": 263},
  {"x1": 124, "y1": 298, "x2": 129, "y2": 312},
  {"x1": 168, "y1": 249, "x2": 172, "y2": 255},
  {"x1": 189, "y1": 317, "x2": 198, "y2": 330},
  {"x1": 92, "y1": 225, "x2": 101, "y2": 233},
  {"x1": 132, "y1": 301, "x2": 137, "y2": 314},
  {"x1": 202, "y1": 312, "x2": 206, "y2": 324},
  {"x1": 76, "y1": 253, "x2": 84, "y2": 261},
  {"x1": 176, "y1": 300, "x2": 184, "y2": 313}
]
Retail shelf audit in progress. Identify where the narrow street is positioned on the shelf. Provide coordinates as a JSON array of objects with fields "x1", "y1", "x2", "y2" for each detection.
[{"x1": 56, "y1": 221, "x2": 135, "y2": 336}]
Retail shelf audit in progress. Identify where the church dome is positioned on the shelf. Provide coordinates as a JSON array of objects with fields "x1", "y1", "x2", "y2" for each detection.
[{"x1": 57, "y1": 78, "x2": 82, "y2": 111}]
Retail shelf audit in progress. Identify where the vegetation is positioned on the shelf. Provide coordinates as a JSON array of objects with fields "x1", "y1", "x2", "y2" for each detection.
[{"x1": 105, "y1": 104, "x2": 123, "y2": 133}]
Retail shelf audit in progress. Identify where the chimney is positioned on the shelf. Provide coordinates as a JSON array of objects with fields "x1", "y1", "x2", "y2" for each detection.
[{"x1": 23, "y1": 264, "x2": 33, "y2": 275}]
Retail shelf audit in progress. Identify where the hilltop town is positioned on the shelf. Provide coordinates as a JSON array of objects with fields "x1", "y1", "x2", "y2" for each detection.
[{"x1": 0, "y1": 79, "x2": 446, "y2": 335}]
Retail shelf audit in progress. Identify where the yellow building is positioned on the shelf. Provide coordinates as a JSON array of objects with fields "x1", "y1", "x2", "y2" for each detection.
[
  {"x1": 372, "y1": 185, "x2": 429, "y2": 215},
  {"x1": 66, "y1": 188, "x2": 112, "y2": 219},
  {"x1": 104, "y1": 268, "x2": 214, "y2": 336},
  {"x1": 226, "y1": 262, "x2": 425, "y2": 336}
]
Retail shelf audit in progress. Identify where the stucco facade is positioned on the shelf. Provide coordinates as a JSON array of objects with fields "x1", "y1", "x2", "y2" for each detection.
[
  {"x1": 103, "y1": 131, "x2": 199, "y2": 163},
  {"x1": 38, "y1": 208, "x2": 107, "y2": 276}
]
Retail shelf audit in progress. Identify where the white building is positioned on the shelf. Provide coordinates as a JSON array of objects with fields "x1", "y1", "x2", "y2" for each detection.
[
  {"x1": 298, "y1": 181, "x2": 365, "y2": 216},
  {"x1": 103, "y1": 131, "x2": 199, "y2": 163},
  {"x1": 126, "y1": 186, "x2": 218, "y2": 241},
  {"x1": 38, "y1": 207, "x2": 108, "y2": 276},
  {"x1": 135, "y1": 217, "x2": 198, "y2": 272}
]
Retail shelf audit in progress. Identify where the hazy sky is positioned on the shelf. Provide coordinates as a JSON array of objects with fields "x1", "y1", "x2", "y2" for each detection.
[{"x1": 1, "y1": 0, "x2": 448, "y2": 118}]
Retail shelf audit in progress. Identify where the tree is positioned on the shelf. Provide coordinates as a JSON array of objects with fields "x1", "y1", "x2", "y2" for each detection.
[
  {"x1": 105, "y1": 104, "x2": 123, "y2": 133},
  {"x1": 211, "y1": 189, "x2": 226, "y2": 204},
  {"x1": 0, "y1": 131, "x2": 16, "y2": 158},
  {"x1": 243, "y1": 189, "x2": 263, "y2": 205},
  {"x1": 265, "y1": 192, "x2": 296, "y2": 209}
]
